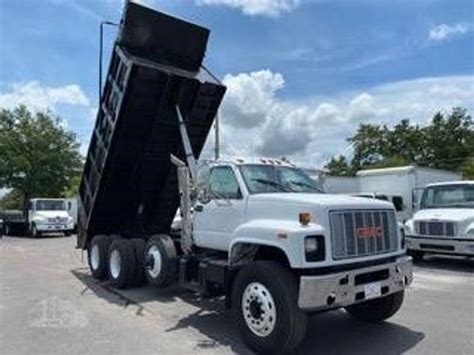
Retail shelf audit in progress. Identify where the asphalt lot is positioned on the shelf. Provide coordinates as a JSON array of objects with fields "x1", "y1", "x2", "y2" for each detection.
[{"x1": 0, "y1": 235, "x2": 472, "y2": 355}]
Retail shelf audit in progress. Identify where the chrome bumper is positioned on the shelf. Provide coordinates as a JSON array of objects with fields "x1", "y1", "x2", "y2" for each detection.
[
  {"x1": 298, "y1": 256, "x2": 413, "y2": 311},
  {"x1": 36, "y1": 223, "x2": 74, "y2": 232},
  {"x1": 406, "y1": 235, "x2": 474, "y2": 256}
]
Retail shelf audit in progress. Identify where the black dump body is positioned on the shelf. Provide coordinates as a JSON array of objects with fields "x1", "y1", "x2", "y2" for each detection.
[{"x1": 77, "y1": 3, "x2": 226, "y2": 249}]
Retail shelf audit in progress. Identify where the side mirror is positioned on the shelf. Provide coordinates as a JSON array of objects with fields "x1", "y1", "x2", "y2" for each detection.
[
  {"x1": 198, "y1": 188, "x2": 212, "y2": 205},
  {"x1": 392, "y1": 197, "x2": 404, "y2": 212}
]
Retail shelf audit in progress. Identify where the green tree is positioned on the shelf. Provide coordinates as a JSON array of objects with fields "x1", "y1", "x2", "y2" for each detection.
[
  {"x1": 370, "y1": 155, "x2": 410, "y2": 169},
  {"x1": 0, "y1": 189, "x2": 23, "y2": 210},
  {"x1": 0, "y1": 106, "x2": 83, "y2": 206},
  {"x1": 384, "y1": 119, "x2": 425, "y2": 163},
  {"x1": 348, "y1": 123, "x2": 385, "y2": 170},
  {"x1": 326, "y1": 107, "x2": 473, "y2": 176},
  {"x1": 421, "y1": 108, "x2": 474, "y2": 171},
  {"x1": 325, "y1": 155, "x2": 354, "y2": 176},
  {"x1": 461, "y1": 157, "x2": 474, "y2": 179}
]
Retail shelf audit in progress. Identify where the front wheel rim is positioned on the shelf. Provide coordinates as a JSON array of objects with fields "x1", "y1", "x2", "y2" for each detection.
[
  {"x1": 242, "y1": 282, "x2": 277, "y2": 337},
  {"x1": 109, "y1": 249, "x2": 122, "y2": 279}
]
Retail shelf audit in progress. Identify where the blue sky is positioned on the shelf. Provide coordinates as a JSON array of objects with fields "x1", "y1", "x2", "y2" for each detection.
[{"x1": 0, "y1": 0, "x2": 473, "y2": 167}]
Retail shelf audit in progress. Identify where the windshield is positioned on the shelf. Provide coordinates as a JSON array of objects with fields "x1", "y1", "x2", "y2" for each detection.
[
  {"x1": 239, "y1": 164, "x2": 323, "y2": 194},
  {"x1": 35, "y1": 200, "x2": 66, "y2": 211},
  {"x1": 420, "y1": 184, "x2": 474, "y2": 209}
]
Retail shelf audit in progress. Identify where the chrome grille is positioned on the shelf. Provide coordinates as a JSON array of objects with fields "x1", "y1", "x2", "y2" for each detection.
[
  {"x1": 416, "y1": 221, "x2": 456, "y2": 236},
  {"x1": 47, "y1": 217, "x2": 68, "y2": 223},
  {"x1": 330, "y1": 210, "x2": 398, "y2": 260}
]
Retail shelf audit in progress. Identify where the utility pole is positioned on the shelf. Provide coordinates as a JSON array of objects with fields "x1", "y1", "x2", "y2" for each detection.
[{"x1": 214, "y1": 112, "x2": 220, "y2": 160}]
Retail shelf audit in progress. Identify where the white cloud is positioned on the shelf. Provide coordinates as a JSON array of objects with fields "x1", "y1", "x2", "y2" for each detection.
[
  {"x1": 429, "y1": 23, "x2": 471, "y2": 42},
  {"x1": 313, "y1": 103, "x2": 341, "y2": 123},
  {"x1": 347, "y1": 93, "x2": 389, "y2": 122},
  {"x1": 0, "y1": 81, "x2": 90, "y2": 112},
  {"x1": 221, "y1": 70, "x2": 284, "y2": 128},
  {"x1": 196, "y1": 0, "x2": 300, "y2": 17},
  {"x1": 213, "y1": 70, "x2": 474, "y2": 167}
]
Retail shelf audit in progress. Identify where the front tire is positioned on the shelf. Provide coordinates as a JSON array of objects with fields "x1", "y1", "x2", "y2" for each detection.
[
  {"x1": 232, "y1": 261, "x2": 307, "y2": 354},
  {"x1": 30, "y1": 224, "x2": 39, "y2": 238},
  {"x1": 345, "y1": 290, "x2": 405, "y2": 323},
  {"x1": 408, "y1": 250, "x2": 424, "y2": 263}
]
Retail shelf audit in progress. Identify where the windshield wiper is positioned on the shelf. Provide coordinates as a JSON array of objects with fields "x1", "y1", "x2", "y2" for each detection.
[
  {"x1": 251, "y1": 178, "x2": 294, "y2": 192},
  {"x1": 288, "y1": 180, "x2": 322, "y2": 192}
]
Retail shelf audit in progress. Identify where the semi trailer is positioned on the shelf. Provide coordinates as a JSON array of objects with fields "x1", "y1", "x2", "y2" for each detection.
[{"x1": 78, "y1": 2, "x2": 413, "y2": 353}]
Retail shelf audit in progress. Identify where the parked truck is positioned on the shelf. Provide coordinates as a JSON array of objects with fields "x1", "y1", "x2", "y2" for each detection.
[
  {"x1": 324, "y1": 166, "x2": 462, "y2": 222},
  {"x1": 357, "y1": 166, "x2": 461, "y2": 222},
  {"x1": 405, "y1": 181, "x2": 474, "y2": 261},
  {"x1": 1, "y1": 198, "x2": 74, "y2": 237},
  {"x1": 78, "y1": 3, "x2": 413, "y2": 353}
]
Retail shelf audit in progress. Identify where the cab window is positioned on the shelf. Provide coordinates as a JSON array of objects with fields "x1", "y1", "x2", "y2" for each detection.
[{"x1": 208, "y1": 166, "x2": 242, "y2": 199}]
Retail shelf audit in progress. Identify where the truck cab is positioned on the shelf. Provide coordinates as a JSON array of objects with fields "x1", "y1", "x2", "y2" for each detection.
[
  {"x1": 193, "y1": 159, "x2": 410, "y2": 269},
  {"x1": 405, "y1": 181, "x2": 474, "y2": 261},
  {"x1": 28, "y1": 198, "x2": 74, "y2": 237}
]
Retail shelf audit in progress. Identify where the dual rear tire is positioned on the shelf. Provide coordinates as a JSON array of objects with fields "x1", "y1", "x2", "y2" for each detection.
[
  {"x1": 87, "y1": 234, "x2": 175, "y2": 289},
  {"x1": 87, "y1": 235, "x2": 147, "y2": 288}
]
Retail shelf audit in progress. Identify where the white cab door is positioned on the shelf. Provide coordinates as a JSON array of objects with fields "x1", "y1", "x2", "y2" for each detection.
[{"x1": 193, "y1": 166, "x2": 246, "y2": 251}]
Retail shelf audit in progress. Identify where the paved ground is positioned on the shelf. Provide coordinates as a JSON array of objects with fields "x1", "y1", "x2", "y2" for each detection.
[{"x1": 0, "y1": 235, "x2": 472, "y2": 355}]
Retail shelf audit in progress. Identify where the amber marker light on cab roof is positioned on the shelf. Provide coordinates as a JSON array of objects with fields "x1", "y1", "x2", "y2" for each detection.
[{"x1": 299, "y1": 213, "x2": 311, "y2": 226}]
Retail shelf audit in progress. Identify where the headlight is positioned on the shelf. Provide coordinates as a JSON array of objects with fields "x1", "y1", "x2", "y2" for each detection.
[
  {"x1": 404, "y1": 220, "x2": 414, "y2": 234},
  {"x1": 304, "y1": 236, "x2": 325, "y2": 262}
]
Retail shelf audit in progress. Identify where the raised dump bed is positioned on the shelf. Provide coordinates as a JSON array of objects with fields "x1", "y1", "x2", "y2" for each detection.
[{"x1": 77, "y1": 2, "x2": 226, "y2": 249}]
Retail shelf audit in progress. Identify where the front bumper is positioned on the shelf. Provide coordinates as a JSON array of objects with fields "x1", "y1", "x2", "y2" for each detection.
[
  {"x1": 406, "y1": 235, "x2": 474, "y2": 256},
  {"x1": 36, "y1": 223, "x2": 74, "y2": 232},
  {"x1": 298, "y1": 256, "x2": 412, "y2": 311}
]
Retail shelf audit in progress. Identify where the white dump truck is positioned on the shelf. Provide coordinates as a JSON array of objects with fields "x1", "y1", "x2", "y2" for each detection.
[
  {"x1": 78, "y1": 3, "x2": 412, "y2": 353},
  {"x1": 405, "y1": 181, "x2": 474, "y2": 261}
]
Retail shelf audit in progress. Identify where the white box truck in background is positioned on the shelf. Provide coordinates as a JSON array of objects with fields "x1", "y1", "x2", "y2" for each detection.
[
  {"x1": 357, "y1": 166, "x2": 462, "y2": 222},
  {"x1": 324, "y1": 176, "x2": 359, "y2": 194},
  {"x1": 323, "y1": 166, "x2": 462, "y2": 221}
]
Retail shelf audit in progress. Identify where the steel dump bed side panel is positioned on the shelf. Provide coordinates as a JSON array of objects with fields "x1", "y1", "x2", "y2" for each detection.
[{"x1": 77, "y1": 3, "x2": 226, "y2": 249}]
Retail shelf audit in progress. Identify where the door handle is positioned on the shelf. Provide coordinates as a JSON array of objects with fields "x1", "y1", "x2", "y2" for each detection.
[{"x1": 194, "y1": 205, "x2": 204, "y2": 212}]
